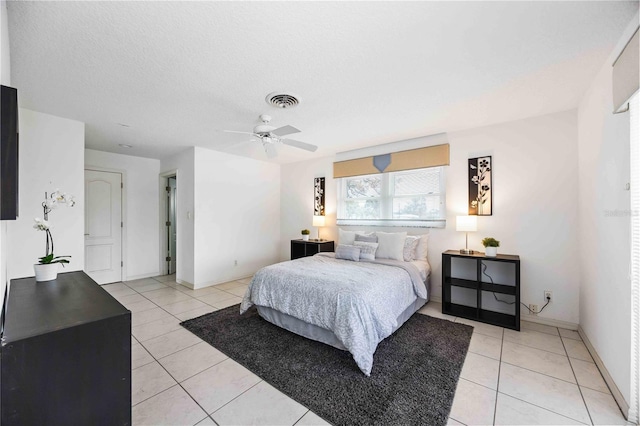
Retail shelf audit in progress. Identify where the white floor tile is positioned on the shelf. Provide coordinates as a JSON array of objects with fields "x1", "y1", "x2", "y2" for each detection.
[
  {"x1": 142, "y1": 328, "x2": 202, "y2": 359},
  {"x1": 176, "y1": 285, "x2": 227, "y2": 297},
  {"x1": 562, "y1": 338, "x2": 593, "y2": 362},
  {"x1": 225, "y1": 285, "x2": 249, "y2": 297},
  {"x1": 468, "y1": 332, "x2": 502, "y2": 360},
  {"x1": 132, "y1": 385, "x2": 208, "y2": 426},
  {"x1": 144, "y1": 288, "x2": 193, "y2": 306},
  {"x1": 197, "y1": 291, "x2": 239, "y2": 306},
  {"x1": 132, "y1": 342, "x2": 155, "y2": 370},
  {"x1": 570, "y1": 358, "x2": 609, "y2": 393},
  {"x1": 159, "y1": 341, "x2": 228, "y2": 382},
  {"x1": 182, "y1": 358, "x2": 261, "y2": 414},
  {"x1": 581, "y1": 387, "x2": 630, "y2": 425},
  {"x1": 460, "y1": 352, "x2": 500, "y2": 390},
  {"x1": 174, "y1": 306, "x2": 218, "y2": 321},
  {"x1": 456, "y1": 317, "x2": 504, "y2": 339},
  {"x1": 133, "y1": 282, "x2": 168, "y2": 293},
  {"x1": 126, "y1": 278, "x2": 161, "y2": 287},
  {"x1": 417, "y1": 302, "x2": 456, "y2": 321},
  {"x1": 521, "y1": 321, "x2": 559, "y2": 336},
  {"x1": 105, "y1": 285, "x2": 137, "y2": 298},
  {"x1": 132, "y1": 307, "x2": 174, "y2": 328},
  {"x1": 295, "y1": 411, "x2": 331, "y2": 426},
  {"x1": 117, "y1": 293, "x2": 147, "y2": 305},
  {"x1": 446, "y1": 418, "x2": 465, "y2": 426},
  {"x1": 210, "y1": 296, "x2": 242, "y2": 309},
  {"x1": 132, "y1": 316, "x2": 182, "y2": 342},
  {"x1": 195, "y1": 417, "x2": 217, "y2": 425},
  {"x1": 127, "y1": 299, "x2": 160, "y2": 314},
  {"x1": 558, "y1": 328, "x2": 581, "y2": 341},
  {"x1": 498, "y1": 363, "x2": 590, "y2": 424},
  {"x1": 501, "y1": 340, "x2": 575, "y2": 383},
  {"x1": 494, "y1": 393, "x2": 583, "y2": 425},
  {"x1": 216, "y1": 280, "x2": 247, "y2": 290},
  {"x1": 162, "y1": 298, "x2": 210, "y2": 315},
  {"x1": 131, "y1": 361, "x2": 177, "y2": 406},
  {"x1": 503, "y1": 329, "x2": 565, "y2": 355},
  {"x1": 153, "y1": 274, "x2": 176, "y2": 283},
  {"x1": 212, "y1": 380, "x2": 307, "y2": 426},
  {"x1": 236, "y1": 277, "x2": 253, "y2": 284},
  {"x1": 102, "y1": 282, "x2": 129, "y2": 293},
  {"x1": 450, "y1": 379, "x2": 496, "y2": 426}
]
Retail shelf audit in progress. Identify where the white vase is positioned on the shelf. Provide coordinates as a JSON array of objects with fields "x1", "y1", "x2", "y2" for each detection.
[
  {"x1": 34, "y1": 263, "x2": 59, "y2": 282},
  {"x1": 302, "y1": 234, "x2": 309, "y2": 241},
  {"x1": 485, "y1": 247, "x2": 498, "y2": 257}
]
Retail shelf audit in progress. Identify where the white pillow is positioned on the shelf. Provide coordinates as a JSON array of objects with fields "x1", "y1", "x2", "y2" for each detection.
[
  {"x1": 415, "y1": 234, "x2": 429, "y2": 260},
  {"x1": 375, "y1": 231, "x2": 407, "y2": 261},
  {"x1": 353, "y1": 241, "x2": 379, "y2": 261},
  {"x1": 403, "y1": 236, "x2": 420, "y2": 262},
  {"x1": 339, "y1": 229, "x2": 356, "y2": 245}
]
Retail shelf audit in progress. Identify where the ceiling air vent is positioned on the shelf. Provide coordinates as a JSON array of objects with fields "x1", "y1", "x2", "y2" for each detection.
[{"x1": 265, "y1": 92, "x2": 299, "y2": 109}]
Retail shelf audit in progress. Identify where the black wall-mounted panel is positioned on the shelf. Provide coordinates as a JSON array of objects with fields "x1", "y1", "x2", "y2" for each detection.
[{"x1": 1, "y1": 85, "x2": 19, "y2": 220}]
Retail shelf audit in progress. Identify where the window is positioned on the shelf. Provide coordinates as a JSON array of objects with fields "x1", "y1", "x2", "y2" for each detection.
[{"x1": 337, "y1": 167, "x2": 446, "y2": 227}]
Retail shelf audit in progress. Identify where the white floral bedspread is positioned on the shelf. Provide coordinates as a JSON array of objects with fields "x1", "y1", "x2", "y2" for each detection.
[{"x1": 240, "y1": 253, "x2": 427, "y2": 375}]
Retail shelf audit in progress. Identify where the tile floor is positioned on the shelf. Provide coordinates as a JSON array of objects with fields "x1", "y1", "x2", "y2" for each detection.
[{"x1": 104, "y1": 275, "x2": 632, "y2": 426}]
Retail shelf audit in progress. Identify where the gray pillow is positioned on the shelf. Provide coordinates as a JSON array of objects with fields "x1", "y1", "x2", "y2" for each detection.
[
  {"x1": 335, "y1": 244, "x2": 361, "y2": 262},
  {"x1": 353, "y1": 241, "x2": 379, "y2": 261},
  {"x1": 355, "y1": 234, "x2": 378, "y2": 243}
]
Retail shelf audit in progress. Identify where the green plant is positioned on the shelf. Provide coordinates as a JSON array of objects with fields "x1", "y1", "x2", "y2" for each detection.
[
  {"x1": 301, "y1": 229, "x2": 310, "y2": 235},
  {"x1": 482, "y1": 237, "x2": 500, "y2": 248}
]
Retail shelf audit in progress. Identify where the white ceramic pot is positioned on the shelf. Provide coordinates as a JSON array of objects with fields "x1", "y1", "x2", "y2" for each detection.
[
  {"x1": 485, "y1": 247, "x2": 498, "y2": 257},
  {"x1": 302, "y1": 234, "x2": 310, "y2": 241},
  {"x1": 34, "y1": 263, "x2": 59, "y2": 282}
]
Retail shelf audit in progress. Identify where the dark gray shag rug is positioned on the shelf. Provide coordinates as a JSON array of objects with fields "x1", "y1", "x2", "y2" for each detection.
[{"x1": 181, "y1": 305, "x2": 473, "y2": 426}]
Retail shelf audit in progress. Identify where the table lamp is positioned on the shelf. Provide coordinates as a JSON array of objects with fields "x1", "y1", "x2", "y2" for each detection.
[
  {"x1": 456, "y1": 215, "x2": 477, "y2": 254},
  {"x1": 312, "y1": 215, "x2": 325, "y2": 240}
]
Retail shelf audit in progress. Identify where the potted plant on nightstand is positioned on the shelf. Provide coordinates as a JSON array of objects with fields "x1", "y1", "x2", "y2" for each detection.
[
  {"x1": 482, "y1": 237, "x2": 500, "y2": 257},
  {"x1": 301, "y1": 229, "x2": 310, "y2": 241}
]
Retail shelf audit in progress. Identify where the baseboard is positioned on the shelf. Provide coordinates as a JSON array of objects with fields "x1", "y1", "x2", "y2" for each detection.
[
  {"x1": 186, "y1": 275, "x2": 254, "y2": 290},
  {"x1": 430, "y1": 294, "x2": 442, "y2": 303},
  {"x1": 578, "y1": 326, "x2": 630, "y2": 420},
  {"x1": 519, "y1": 314, "x2": 579, "y2": 330},
  {"x1": 126, "y1": 271, "x2": 161, "y2": 281}
]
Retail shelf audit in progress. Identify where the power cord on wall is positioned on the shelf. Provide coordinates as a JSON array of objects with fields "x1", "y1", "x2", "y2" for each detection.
[{"x1": 481, "y1": 262, "x2": 551, "y2": 314}]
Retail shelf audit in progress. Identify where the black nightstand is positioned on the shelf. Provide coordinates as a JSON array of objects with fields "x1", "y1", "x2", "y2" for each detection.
[
  {"x1": 291, "y1": 239, "x2": 335, "y2": 260},
  {"x1": 442, "y1": 250, "x2": 521, "y2": 330}
]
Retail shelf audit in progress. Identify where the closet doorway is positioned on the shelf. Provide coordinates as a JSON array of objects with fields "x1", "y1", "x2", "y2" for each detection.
[{"x1": 165, "y1": 176, "x2": 177, "y2": 275}]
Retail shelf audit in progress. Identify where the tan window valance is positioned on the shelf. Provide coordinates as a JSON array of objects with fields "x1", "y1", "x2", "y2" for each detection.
[
  {"x1": 333, "y1": 143, "x2": 450, "y2": 179},
  {"x1": 613, "y1": 27, "x2": 639, "y2": 113}
]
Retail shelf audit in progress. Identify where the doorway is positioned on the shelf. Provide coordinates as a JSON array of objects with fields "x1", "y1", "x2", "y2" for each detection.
[
  {"x1": 84, "y1": 169, "x2": 123, "y2": 284},
  {"x1": 166, "y1": 176, "x2": 177, "y2": 275}
]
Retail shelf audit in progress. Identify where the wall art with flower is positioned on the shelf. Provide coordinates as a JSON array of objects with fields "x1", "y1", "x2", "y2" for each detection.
[
  {"x1": 314, "y1": 177, "x2": 325, "y2": 216},
  {"x1": 468, "y1": 156, "x2": 492, "y2": 215}
]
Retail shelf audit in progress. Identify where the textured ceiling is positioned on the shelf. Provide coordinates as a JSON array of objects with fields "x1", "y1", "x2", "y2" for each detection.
[{"x1": 7, "y1": 1, "x2": 638, "y2": 163}]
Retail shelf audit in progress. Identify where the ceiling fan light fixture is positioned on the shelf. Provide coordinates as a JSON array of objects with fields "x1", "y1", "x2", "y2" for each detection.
[{"x1": 265, "y1": 92, "x2": 300, "y2": 109}]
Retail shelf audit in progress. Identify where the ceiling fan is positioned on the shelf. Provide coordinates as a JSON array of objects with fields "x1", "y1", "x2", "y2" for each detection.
[{"x1": 223, "y1": 114, "x2": 318, "y2": 159}]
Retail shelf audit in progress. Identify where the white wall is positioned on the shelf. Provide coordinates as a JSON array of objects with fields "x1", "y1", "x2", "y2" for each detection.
[
  {"x1": 577, "y1": 40, "x2": 632, "y2": 405},
  {"x1": 193, "y1": 146, "x2": 280, "y2": 288},
  {"x1": 281, "y1": 109, "x2": 580, "y2": 324},
  {"x1": 160, "y1": 147, "x2": 195, "y2": 285},
  {"x1": 0, "y1": 0, "x2": 10, "y2": 304},
  {"x1": 8, "y1": 108, "x2": 85, "y2": 279},
  {"x1": 85, "y1": 149, "x2": 162, "y2": 280}
]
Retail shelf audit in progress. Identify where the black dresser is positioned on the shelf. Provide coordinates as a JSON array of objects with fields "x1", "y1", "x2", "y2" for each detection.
[
  {"x1": 291, "y1": 239, "x2": 335, "y2": 260},
  {"x1": 0, "y1": 271, "x2": 131, "y2": 425}
]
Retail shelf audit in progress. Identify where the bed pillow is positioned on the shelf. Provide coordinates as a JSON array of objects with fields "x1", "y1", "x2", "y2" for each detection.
[
  {"x1": 355, "y1": 234, "x2": 378, "y2": 243},
  {"x1": 415, "y1": 234, "x2": 429, "y2": 260},
  {"x1": 353, "y1": 241, "x2": 379, "y2": 261},
  {"x1": 374, "y1": 231, "x2": 407, "y2": 261},
  {"x1": 335, "y1": 244, "x2": 361, "y2": 262},
  {"x1": 338, "y1": 229, "x2": 357, "y2": 245},
  {"x1": 403, "y1": 236, "x2": 420, "y2": 262}
]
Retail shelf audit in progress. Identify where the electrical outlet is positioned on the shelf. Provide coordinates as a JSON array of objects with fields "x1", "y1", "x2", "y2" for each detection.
[
  {"x1": 544, "y1": 291, "x2": 552, "y2": 302},
  {"x1": 234, "y1": 260, "x2": 238, "y2": 266},
  {"x1": 529, "y1": 304, "x2": 539, "y2": 314}
]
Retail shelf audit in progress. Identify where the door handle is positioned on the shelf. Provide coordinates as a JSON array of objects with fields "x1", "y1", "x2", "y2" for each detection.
[{"x1": 84, "y1": 233, "x2": 89, "y2": 236}]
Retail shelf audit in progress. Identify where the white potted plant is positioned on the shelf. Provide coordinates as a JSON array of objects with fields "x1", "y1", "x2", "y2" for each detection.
[
  {"x1": 482, "y1": 237, "x2": 500, "y2": 257},
  {"x1": 301, "y1": 229, "x2": 310, "y2": 241},
  {"x1": 33, "y1": 190, "x2": 75, "y2": 282}
]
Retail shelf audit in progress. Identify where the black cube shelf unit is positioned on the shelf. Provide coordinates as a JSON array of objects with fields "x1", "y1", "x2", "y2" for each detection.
[
  {"x1": 291, "y1": 239, "x2": 335, "y2": 260},
  {"x1": 442, "y1": 250, "x2": 520, "y2": 331}
]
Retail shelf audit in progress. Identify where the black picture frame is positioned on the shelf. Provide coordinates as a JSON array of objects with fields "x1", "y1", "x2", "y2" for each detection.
[
  {"x1": 468, "y1": 156, "x2": 492, "y2": 216},
  {"x1": 314, "y1": 177, "x2": 325, "y2": 216},
  {"x1": 1, "y1": 85, "x2": 19, "y2": 221}
]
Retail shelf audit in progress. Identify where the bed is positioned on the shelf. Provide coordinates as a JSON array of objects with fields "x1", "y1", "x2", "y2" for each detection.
[{"x1": 240, "y1": 240, "x2": 430, "y2": 376}]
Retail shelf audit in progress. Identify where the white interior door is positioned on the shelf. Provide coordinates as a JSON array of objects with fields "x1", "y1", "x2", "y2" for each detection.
[{"x1": 84, "y1": 170, "x2": 122, "y2": 284}]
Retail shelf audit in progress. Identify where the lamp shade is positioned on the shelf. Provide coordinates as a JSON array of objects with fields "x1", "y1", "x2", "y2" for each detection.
[
  {"x1": 456, "y1": 215, "x2": 477, "y2": 232},
  {"x1": 312, "y1": 215, "x2": 326, "y2": 227}
]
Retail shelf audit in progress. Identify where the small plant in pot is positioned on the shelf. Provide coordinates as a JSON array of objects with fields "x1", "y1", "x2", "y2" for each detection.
[
  {"x1": 301, "y1": 229, "x2": 310, "y2": 241},
  {"x1": 482, "y1": 237, "x2": 500, "y2": 257}
]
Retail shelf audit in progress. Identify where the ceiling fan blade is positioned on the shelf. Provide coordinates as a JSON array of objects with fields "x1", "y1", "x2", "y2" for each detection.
[
  {"x1": 264, "y1": 143, "x2": 278, "y2": 159},
  {"x1": 223, "y1": 130, "x2": 258, "y2": 136},
  {"x1": 281, "y1": 139, "x2": 318, "y2": 152},
  {"x1": 271, "y1": 125, "x2": 301, "y2": 137}
]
